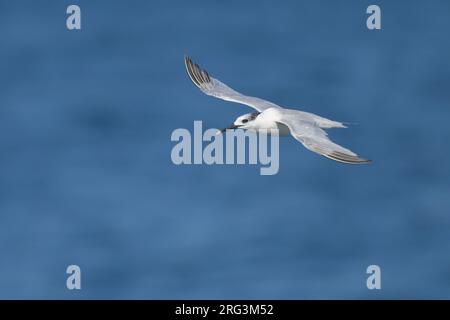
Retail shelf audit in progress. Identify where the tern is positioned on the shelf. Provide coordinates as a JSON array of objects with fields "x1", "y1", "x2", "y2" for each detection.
[{"x1": 184, "y1": 56, "x2": 371, "y2": 164}]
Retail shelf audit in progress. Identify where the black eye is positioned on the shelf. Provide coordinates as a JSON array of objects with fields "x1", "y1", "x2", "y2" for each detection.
[{"x1": 242, "y1": 119, "x2": 248, "y2": 123}]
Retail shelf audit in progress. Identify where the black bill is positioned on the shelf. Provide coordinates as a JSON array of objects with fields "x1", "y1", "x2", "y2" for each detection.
[{"x1": 220, "y1": 124, "x2": 240, "y2": 133}]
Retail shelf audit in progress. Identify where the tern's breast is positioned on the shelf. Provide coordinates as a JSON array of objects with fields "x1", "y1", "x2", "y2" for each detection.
[{"x1": 254, "y1": 109, "x2": 290, "y2": 136}]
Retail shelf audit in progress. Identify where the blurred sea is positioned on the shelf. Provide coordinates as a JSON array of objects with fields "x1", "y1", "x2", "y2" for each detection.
[{"x1": 1, "y1": 0, "x2": 450, "y2": 299}]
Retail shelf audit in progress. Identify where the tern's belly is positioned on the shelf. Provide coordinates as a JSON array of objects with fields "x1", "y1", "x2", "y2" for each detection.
[{"x1": 252, "y1": 122, "x2": 290, "y2": 136}]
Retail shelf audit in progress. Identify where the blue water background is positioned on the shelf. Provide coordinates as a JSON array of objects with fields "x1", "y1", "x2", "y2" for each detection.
[{"x1": 0, "y1": 0, "x2": 450, "y2": 298}]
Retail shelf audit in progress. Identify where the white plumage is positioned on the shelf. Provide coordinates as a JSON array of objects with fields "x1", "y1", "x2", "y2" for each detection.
[{"x1": 184, "y1": 56, "x2": 370, "y2": 164}]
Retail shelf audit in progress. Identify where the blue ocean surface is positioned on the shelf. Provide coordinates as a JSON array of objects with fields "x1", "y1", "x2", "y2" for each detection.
[{"x1": 0, "y1": 0, "x2": 450, "y2": 298}]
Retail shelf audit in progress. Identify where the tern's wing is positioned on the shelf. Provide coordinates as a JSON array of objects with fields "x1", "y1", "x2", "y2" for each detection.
[
  {"x1": 275, "y1": 110, "x2": 371, "y2": 164},
  {"x1": 184, "y1": 56, "x2": 281, "y2": 112}
]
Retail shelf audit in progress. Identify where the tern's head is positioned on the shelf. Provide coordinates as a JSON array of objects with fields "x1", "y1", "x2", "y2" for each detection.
[{"x1": 220, "y1": 112, "x2": 260, "y2": 133}]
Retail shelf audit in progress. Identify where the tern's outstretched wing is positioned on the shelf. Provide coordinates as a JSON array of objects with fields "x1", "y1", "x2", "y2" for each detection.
[
  {"x1": 275, "y1": 109, "x2": 371, "y2": 164},
  {"x1": 184, "y1": 56, "x2": 281, "y2": 112}
]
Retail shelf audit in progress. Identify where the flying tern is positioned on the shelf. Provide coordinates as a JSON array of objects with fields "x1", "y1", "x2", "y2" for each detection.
[{"x1": 184, "y1": 56, "x2": 371, "y2": 164}]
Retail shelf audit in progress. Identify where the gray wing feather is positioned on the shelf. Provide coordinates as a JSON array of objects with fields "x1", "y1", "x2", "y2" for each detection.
[
  {"x1": 275, "y1": 110, "x2": 371, "y2": 164},
  {"x1": 184, "y1": 56, "x2": 280, "y2": 112}
]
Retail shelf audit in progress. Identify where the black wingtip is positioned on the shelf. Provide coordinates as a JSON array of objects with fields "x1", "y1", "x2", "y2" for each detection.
[
  {"x1": 325, "y1": 151, "x2": 372, "y2": 165},
  {"x1": 183, "y1": 56, "x2": 211, "y2": 89},
  {"x1": 184, "y1": 56, "x2": 200, "y2": 88}
]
